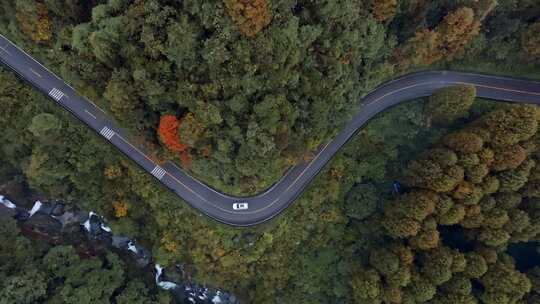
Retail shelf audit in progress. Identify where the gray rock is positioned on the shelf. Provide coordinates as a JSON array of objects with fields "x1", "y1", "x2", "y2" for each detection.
[
  {"x1": 14, "y1": 208, "x2": 30, "y2": 221},
  {"x1": 54, "y1": 211, "x2": 87, "y2": 228},
  {"x1": 2, "y1": 195, "x2": 241, "y2": 303},
  {"x1": 112, "y1": 235, "x2": 131, "y2": 249},
  {"x1": 50, "y1": 202, "x2": 65, "y2": 216},
  {"x1": 126, "y1": 240, "x2": 152, "y2": 267},
  {"x1": 0, "y1": 204, "x2": 17, "y2": 218},
  {"x1": 21, "y1": 213, "x2": 63, "y2": 243}
]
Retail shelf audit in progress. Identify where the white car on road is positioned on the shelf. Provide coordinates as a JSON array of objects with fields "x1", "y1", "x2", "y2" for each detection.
[{"x1": 233, "y1": 202, "x2": 249, "y2": 210}]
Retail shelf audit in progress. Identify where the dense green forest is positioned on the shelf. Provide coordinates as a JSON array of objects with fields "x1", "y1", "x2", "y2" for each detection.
[
  {"x1": 1, "y1": 0, "x2": 540, "y2": 303},
  {"x1": 2, "y1": 0, "x2": 539, "y2": 194},
  {"x1": 0, "y1": 215, "x2": 172, "y2": 303},
  {"x1": 354, "y1": 103, "x2": 540, "y2": 303}
]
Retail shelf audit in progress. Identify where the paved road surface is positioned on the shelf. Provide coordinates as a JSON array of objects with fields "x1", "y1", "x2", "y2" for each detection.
[{"x1": 1, "y1": 34, "x2": 539, "y2": 226}]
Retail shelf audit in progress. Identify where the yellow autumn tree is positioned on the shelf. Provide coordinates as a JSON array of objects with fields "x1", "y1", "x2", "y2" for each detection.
[
  {"x1": 437, "y1": 7, "x2": 481, "y2": 58},
  {"x1": 161, "y1": 233, "x2": 181, "y2": 254},
  {"x1": 372, "y1": 0, "x2": 398, "y2": 22},
  {"x1": 224, "y1": 0, "x2": 272, "y2": 37},
  {"x1": 396, "y1": 7, "x2": 482, "y2": 69},
  {"x1": 112, "y1": 201, "x2": 129, "y2": 218},
  {"x1": 15, "y1": 0, "x2": 52, "y2": 43},
  {"x1": 396, "y1": 29, "x2": 442, "y2": 68},
  {"x1": 104, "y1": 165, "x2": 123, "y2": 180}
]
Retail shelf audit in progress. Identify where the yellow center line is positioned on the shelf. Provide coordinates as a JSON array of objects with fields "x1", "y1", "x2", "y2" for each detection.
[
  {"x1": 450, "y1": 81, "x2": 540, "y2": 96},
  {"x1": 164, "y1": 172, "x2": 211, "y2": 202},
  {"x1": 115, "y1": 134, "x2": 155, "y2": 164},
  {"x1": 4, "y1": 30, "x2": 538, "y2": 219},
  {"x1": 285, "y1": 141, "x2": 331, "y2": 193},
  {"x1": 164, "y1": 171, "x2": 208, "y2": 202},
  {"x1": 370, "y1": 82, "x2": 432, "y2": 104},
  {"x1": 114, "y1": 134, "x2": 211, "y2": 205},
  {"x1": 266, "y1": 79, "x2": 540, "y2": 214},
  {"x1": 111, "y1": 78, "x2": 540, "y2": 216},
  {"x1": 166, "y1": 161, "x2": 229, "y2": 198}
]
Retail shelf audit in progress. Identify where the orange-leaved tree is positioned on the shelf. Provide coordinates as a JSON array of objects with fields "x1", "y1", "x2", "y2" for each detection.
[
  {"x1": 436, "y1": 7, "x2": 481, "y2": 56},
  {"x1": 395, "y1": 7, "x2": 481, "y2": 69},
  {"x1": 158, "y1": 115, "x2": 187, "y2": 153}
]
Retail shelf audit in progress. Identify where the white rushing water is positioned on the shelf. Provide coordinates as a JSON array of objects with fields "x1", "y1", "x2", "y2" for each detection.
[
  {"x1": 1, "y1": 194, "x2": 237, "y2": 303},
  {"x1": 0, "y1": 195, "x2": 16, "y2": 209},
  {"x1": 100, "y1": 223, "x2": 112, "y2": 232},
  {"x1": 28, "y1": 201, "x2": 42, "y2": 217},
  {"x1": 127, "y1": 241, "x2": 138, "y2": 254},
  {"x1": 82, "y1": 211, "x2": 96, "y2": 232},
  {"x1": 213, "y1": 293, "x2": 223, "y2": 303},
  {"x1": 154, "y1": 264, "x2": 179, "y2": 290}
]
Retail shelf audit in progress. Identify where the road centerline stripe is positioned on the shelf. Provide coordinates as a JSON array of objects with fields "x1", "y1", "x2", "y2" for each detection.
[
  {"x1": 84, "y1": 110, "x2": 97, "y2": 119},
  {"x1": 29, "y1": 67, "x2": 42, "y2": 78},
  {"x1": 3, "y1": 32, "x2": 540, "y2": 225}
]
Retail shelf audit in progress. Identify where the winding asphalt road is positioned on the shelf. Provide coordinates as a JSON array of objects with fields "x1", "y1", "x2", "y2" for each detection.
[{"x1": 1, "y1": 34, "x2": 540, "y2": 226}]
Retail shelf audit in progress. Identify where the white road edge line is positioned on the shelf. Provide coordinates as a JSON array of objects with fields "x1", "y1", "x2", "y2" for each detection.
[
  {"x1": 2, "y1": 34, "x2": 540, "y2": 222},
  {"x1": 0, "y1": 34, "x2": 105, "y2": 115}
]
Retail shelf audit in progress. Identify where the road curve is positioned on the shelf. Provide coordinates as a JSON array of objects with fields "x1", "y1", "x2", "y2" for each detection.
[{"x1": 1, "y1": 34, "x2": 540, "y2": 226}]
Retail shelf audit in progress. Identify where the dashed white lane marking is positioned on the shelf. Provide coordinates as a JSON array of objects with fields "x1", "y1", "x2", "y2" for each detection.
[
  {"x1": 2, "y1": 37, "x2": 538, "y2": 219},
  {"x1": 0, "y1": 35, "x2": 107, "y2": 117},
  {"x1": 84, "y1": 109, "x2": 97, "y2": 119},
  {"x1": 99, "y1": 126, "x2": 115, "y2": 140},
  {"x1": 151, "y1": 165, "x2": 166, "y2": 180},
  {"x1": 48, "y1": 88, "x2": 65, "y2": 101},
  {"x1": 29, "y1": 67, "x2": 42, "y2": 78},
  {"x1": 0, "y1": 45, "x2": 11, "y2": 56}
]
